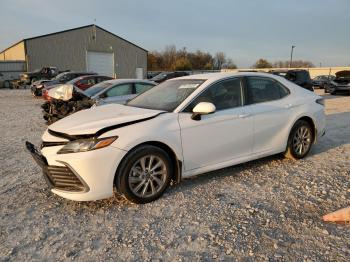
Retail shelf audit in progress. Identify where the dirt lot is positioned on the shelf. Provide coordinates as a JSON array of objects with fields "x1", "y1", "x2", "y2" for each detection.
[{"x1": 0, "y1": 89, "x2": 349, "y2": 261}]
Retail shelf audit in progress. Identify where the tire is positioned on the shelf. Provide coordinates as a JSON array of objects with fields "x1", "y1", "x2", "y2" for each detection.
[
  {"x1": 3, "y1": 80, "x2": 11, "y2": 88},
  {"x1": 284, "y1": 120, "x2": 313, "y2": 160},
  {"x1": 115, "y1": 145, "x2": 173, "y2": 204}
]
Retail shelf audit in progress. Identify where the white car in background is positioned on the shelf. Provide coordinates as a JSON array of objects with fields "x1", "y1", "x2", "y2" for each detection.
[{"x1": 26, "y1": 72, "x2": 326, "y2": 204}]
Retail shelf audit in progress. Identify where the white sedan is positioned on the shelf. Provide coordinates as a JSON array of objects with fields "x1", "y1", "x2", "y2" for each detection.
[{"x1": 26, "y1": 72, "x2": 326, "y2": 204}]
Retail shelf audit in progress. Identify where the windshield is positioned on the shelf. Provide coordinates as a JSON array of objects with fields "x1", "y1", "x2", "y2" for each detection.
[
  {"x1": 53, "y1": 72, "x2": 68, "y2": 80},
  {"x1": 84, "y1": 81, "x2": 113, "y2": 97},
  {"x1": 127, "y1": 79, "x2": 205, "y2": 111}
]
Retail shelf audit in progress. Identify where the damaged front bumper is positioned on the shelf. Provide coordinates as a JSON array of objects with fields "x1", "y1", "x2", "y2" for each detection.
[
  {"x1": 25, "y1": 141, "x2": 89, "y2": 192},
  {"x1": 25, "y1": 139, "x2": 127, "y2": 201}
]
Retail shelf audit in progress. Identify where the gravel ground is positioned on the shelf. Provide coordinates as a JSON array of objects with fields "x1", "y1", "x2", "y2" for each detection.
[{"x1": 0, "y1": 89, "x2": 349, "y2": 261}]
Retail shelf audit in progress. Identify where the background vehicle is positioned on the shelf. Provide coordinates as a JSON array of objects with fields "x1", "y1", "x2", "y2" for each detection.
[
  {"x1": 31, "y1": 72, "x2": 97, "y2": 96},
  {"x1": 270, "y1": 69, "x2": 313, "y2": 91},
  {"x1": 312, "y1": 75, "x2": 335, "y2": 89},
  {"x1": 150, "y1": 71, "x2": 189, "y2": 83},
  {"x1": 20, "y1": 67, "x2": 59, "y2": 84},
  {"x1": 41, "y1": 79, "x2": 156, "y2": 123},
  {"x1": 87, "y1": 79, "x2": 156, "y2": 105},
  {"x1": 285, "y1": 70, "x2": 313, "y2": 91},
  {"x1": 325, "y1": 70, "x2": 350, "y2": 95},
  {"x1": 147, "y1": 71, "x2": 161, "y2": 79},
  {"x1": 42, "y1": 75, "x2": 113, "y2": 100},
  {"x1": 0, "y1": 61, "x2": 26, "y2": 88},
  {"x1": 0, "y1": 73, "x2": 5, "y2": 88},
  {"x1": 27, "y1": 72, "x2": 325, "y2": 204}
]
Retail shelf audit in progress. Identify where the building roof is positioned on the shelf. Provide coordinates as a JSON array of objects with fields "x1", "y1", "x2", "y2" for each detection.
[{"x1": 0, "y1": 24, "x2": 147, "y2": 54}]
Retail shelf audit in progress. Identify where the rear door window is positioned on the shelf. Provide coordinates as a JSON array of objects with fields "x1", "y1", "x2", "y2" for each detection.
[
  {"x1": 135, "y1": 83, "x2": 154, "y2": 94},
  {"x1": 246, "y1": 77, "x2": 289, "y2": 104},
  {"x1": 106, "y1": 84, "x2": 133, "y2": 97}
]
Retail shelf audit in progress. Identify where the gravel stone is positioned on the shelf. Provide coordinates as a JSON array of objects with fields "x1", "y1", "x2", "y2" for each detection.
[{"x1": 0, "y1": 89, "x2": 349, "y2": 261}]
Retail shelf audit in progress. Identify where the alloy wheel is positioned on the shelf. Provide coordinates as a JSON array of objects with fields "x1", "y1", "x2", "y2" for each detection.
[
  {"x1": 292, "y1": 126, "x2": 312, "y2": 156},
  {"x1": 128, "y1": 155, "x2": 167, "y2": 198}
]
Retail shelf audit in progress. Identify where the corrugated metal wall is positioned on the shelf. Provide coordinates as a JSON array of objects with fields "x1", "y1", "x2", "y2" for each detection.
[
  {"x1": 25, "y1": 26, "x2": 147, "y2": 78},
  {"x1": 0, "y1": 42, "x2": 26, "y2": 61}
]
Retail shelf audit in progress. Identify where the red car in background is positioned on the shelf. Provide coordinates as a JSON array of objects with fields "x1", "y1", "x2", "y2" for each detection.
[{"x1": 42, "y1": 75, "x2": 113, "y2": 100}]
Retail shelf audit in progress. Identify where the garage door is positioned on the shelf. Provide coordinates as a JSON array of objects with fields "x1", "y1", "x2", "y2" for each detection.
[{"x1": 86, "y1": 51, "x2": 114, "y2": 77}]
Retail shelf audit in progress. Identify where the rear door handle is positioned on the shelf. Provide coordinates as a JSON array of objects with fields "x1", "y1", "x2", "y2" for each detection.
[
  {"x1": 285, "y1": 103, "x2": 293, "y2": 109},
  {"x1": 238, "y1": 113, "x2": 251, "y2": 119}
]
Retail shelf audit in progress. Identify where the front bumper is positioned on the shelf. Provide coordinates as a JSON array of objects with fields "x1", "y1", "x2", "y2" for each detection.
[{"x1": 26, "y1": 141, "x2": 127, "y2": 201}]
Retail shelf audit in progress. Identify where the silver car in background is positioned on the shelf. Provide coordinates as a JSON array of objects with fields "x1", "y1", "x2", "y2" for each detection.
[{"x1": 84, "y1": 79, "x2": 156, "y2": 106}]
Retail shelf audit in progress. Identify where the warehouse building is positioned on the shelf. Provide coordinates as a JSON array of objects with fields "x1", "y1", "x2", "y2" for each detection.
[{"x1": 0, "y1": 25, "x2": 147, "y2": 78}]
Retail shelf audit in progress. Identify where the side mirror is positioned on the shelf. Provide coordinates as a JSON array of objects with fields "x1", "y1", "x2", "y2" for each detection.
[{"x1": 191, "y1": 102, "x2": 216, "y2": 120}]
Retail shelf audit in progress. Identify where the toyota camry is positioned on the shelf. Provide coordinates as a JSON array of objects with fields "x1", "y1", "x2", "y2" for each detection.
[{"x1": 26, "y1": 72, "x2": 326, "y2": 204}]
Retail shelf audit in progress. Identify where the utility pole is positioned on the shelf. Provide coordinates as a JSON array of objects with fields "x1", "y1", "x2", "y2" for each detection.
[{"x1": 290, "y1": 45, "x2": 296, "y2": 68}]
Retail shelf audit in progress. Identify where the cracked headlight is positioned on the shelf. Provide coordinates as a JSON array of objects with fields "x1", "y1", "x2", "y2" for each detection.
[{"x1": 57, "y1": 136, "x2": 118, "y2": 154}]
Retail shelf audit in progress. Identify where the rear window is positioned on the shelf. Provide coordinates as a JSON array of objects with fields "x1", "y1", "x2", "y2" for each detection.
[{"x1": 246, "y1": 77, "x2": 289, "y2": 104}]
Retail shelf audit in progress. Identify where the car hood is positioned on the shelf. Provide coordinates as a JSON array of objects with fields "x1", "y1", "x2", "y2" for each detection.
[
  {"x1": 335, "y1": 70, "x2": 350, "y2": 78},
  {"x1": 48, "y1": 104, "x2": 164, "y2": 136}
]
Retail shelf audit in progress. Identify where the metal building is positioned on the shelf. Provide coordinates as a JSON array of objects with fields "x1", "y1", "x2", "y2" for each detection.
[{"x1": 0, "y1": 25, "x2": 147, "y2": 78}]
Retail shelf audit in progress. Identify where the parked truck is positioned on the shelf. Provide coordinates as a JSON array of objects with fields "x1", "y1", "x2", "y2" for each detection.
[
  {"x1": 20, "y1": 66, "x2": 59, "y2": 85},
  {"x1": 0, "y1": 61, "x2": 26, "y2": 88}
]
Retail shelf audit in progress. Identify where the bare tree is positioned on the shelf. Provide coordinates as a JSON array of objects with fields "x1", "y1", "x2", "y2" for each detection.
[
  {"x1": 222, "y1": 58, "x2": 237, "y2": 69},
  {"x1": 273, "y1": 60, "x2": 314, "y2": 68},
  {"x1": 147, "y1": 46, "x2": 236, "y2": 71},
  {"x1": 252, "y1": 58, "x2": 273, "y2": 68},
  {"x1": 213, "y1": 52, "x2": 227, "y2": 70}
]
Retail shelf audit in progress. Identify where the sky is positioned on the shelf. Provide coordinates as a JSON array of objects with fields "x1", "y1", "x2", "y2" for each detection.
[{"x1": 0, "y1": 0, "x2": 349, "y2": 68}]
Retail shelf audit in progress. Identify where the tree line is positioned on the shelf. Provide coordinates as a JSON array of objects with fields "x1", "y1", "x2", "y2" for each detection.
[
  {"x1": 147, "y1": 45, "x2": 237, "y2": 71},
  {"x1": 252, "y1": 58, "x2": 315, "y2": 69},
  {"x1": 147, "y1": 45, "x2": 315, "y2": 71}
]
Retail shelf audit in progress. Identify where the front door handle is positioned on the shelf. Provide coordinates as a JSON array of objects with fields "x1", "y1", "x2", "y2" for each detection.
[{"x1": 238, "y1": 113, "x2": 251, "y2": 119}]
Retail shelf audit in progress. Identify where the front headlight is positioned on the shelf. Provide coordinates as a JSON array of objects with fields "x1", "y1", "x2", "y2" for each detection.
[{"x1": 57, "y1": 136, "x2": 118, "y2": 154}]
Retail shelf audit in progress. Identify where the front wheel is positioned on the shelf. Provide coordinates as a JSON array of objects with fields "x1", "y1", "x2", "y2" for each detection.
[
  {"x1": 115, "y1": 145, "x2": 173, "y2": 204},
  {"x1": 284, "y1": 120, "x2": 313, "y2": 159}
]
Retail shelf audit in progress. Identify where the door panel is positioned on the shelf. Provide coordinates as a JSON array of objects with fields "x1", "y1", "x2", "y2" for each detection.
[
  {"x1": 104, "y1": 94, "x2": 136, "y2": 104},
  {"x1": 244, "y1": 76, "x2": 293, "y2": 154},
  {"x1": 247, "y1": 102, "x2": 293, "y2": 154},
  {"x1": 178, "y1": 107, "x2": 253, "y2": 171}
]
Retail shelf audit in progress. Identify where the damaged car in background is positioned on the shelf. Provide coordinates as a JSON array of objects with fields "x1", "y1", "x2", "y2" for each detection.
[
  {"x1": 27, "y1": 72, "x2": 325, "y2": 204},
  {"x1": 324, "y1": 70, "x2": 350, "y2": 95},
  {"x1": 42, "y1": 74, "x2": 113, "y2": 100},
  {"x1": 31, "y1": 71, "x2": 97, "y2": 96},
  {"x1": 41, "y1": 79, "x2": 156, "y2": 124}
]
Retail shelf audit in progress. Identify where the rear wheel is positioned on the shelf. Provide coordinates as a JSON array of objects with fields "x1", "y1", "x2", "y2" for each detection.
[
  {"x1": 115, "y1": 145, "x2": 173, "y2": 204},
  {"x1": 285, "y1": 120, "x2": 313, "y2": 159}
]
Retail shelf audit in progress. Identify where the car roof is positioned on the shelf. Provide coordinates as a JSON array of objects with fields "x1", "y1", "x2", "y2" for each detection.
[
  {"x1": 171, "y1": 72, "x2": 283, "y2": 82},
  {"x1": 103, "y1": 79, "x2": 156, "y2": 85}
]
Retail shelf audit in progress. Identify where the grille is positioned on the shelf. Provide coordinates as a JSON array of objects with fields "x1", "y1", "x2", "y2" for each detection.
[{"x1": 45, "y1": 165, "x2": 87, "y2": 192}]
